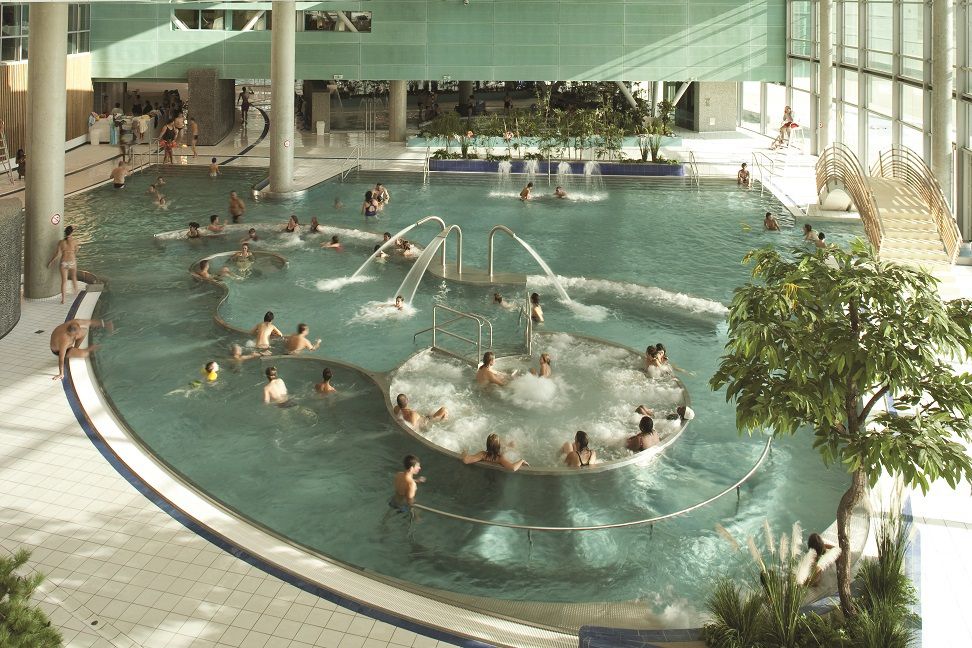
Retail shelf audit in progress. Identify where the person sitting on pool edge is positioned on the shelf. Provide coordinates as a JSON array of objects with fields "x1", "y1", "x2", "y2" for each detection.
[
  {"x1": 627, "y1": 416, "x2": 659, "y2": 452},
  {"x1": 393, "y1": 393, "x2": 447, "y2": 429},
  {"x1": 476, "y1": 351, "x2": 513, "y2": 387},
  {"x1": 262, "y1": 366, "x2": 289, "y2": 405},
  {"x1": 389, "y1": 454, "x2": 425, "y2": 516},
  {"x1": 737, "y1": 163, "x2": 751, "y2": 187},
  {"x1": 462, "y1": 433, "x2": 528, "y2": 472},
  {"x1": 315, "y1": 367, "x2": 337, "y2": 394},
  {"x1": 763, "y1": 212, "x2": 780, "y2": 231},
  {"x1": 562, "y1": 430, "x2": 596, "y2": 467}
]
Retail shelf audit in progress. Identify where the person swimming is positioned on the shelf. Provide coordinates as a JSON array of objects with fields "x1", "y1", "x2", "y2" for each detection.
[
  {"x1": 321, "y1": 235, "x2": 342, "y2": 250},
  {"x1": 520, "y1": 182, "x2": 534, "y2": 201},
  {"x1": 192, "y1": 259, "x2": 230, "y2": 281},
  {"x1": 393, "y1": 393, "x2": 447, "y2": 429},
  {"x1": 241, "y1": 228, "x2": 259, "y2": 243},
  {"x1": 553, "y1": 186, "x2": 567, "y2": 198},
  {"x1": 815, "y1": 232, "x2": 827, "y2": 248},
  {"x1": 529, "y1": 353, "x2": 552, "y2": 378},
  {"x1": 803, "y1": 223, "x2": 817, "y2": 241},
  {"x1": 493, "y1": 292, "x2": 515, "y2": 310},
  {"x1": 309, "y1": 216, "x2": 321, "y2": 233},
  {"x1": 201, "y1": 361, "x2": 219, "y2": 383},
  {"x1": 626, "y1": 416, "x2": 659, "y2": 452},
  {"x1": 207, "y1": 214, "x2": 224, "y2": 233},
  {"x1": 373, "y1": 244, "x2": 389, "y2": 259},
  {"x1": 283, "y1": 215, "x2": 300, "y2": 233},
  {"x1": 763, "y1": 212, "x2": 780, "y2": 231},
  {"x1": 462, "y1": 433, "x2": 528, "y2": 471},
  {"x1": 315, "y1": 367, "x2": 337, "y2": 394},
  {"x1": 262, "y1": 366, "x2": 289, "y2": 404},
  {"x1": 187, "y1": 222, "x2": 201, "y2": 239}
]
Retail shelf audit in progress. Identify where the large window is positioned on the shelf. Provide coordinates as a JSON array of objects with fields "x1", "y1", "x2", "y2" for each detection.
[
  {"x1": 302, "y1": 11, "x2": 372, "y2": 33},
  {"x1": 1, "y1": 3, "x2": 90, "y2": 62},
  {"x1": 172, "y1": 9, "x2": 226, "y2": 30},
  {"x1": 790, "y1": 0, "x2": 812, "y2": 56},
  {"x1": 67, "y1": 3, "x2": 89, "y2": 55},
  {"x1": 865, "y1": 2, "x2": 893, "y2": 72},
  {"x1": 232, "y1": 10, "x2": 271, "y2": 31}
]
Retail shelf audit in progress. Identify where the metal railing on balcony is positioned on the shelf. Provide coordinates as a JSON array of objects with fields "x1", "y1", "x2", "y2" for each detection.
[{"x1": 815, "y1": 143, "x2": 883, "y2": 252}]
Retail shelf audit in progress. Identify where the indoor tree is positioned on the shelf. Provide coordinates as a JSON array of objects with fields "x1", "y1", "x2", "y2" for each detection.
[
  {"x1": 0, "y1": 549, "x2": 62, "y2": 647},
  {"x1": 710, "y1": 241, "x2": 972, "y2": 616}
]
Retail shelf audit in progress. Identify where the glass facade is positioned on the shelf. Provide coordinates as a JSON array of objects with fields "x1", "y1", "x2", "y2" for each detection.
[
  {"x1": 1, "y1": 2, "x2": 90, "y2": 61},
  {"x1": 743, "y1": 0, "x2": 972, "y2": 236}
]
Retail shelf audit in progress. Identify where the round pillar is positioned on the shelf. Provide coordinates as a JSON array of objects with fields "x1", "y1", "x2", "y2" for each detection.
[
  {"x1": 269, "y1": 0, "x2": 296, "y2": 194},
  {"x1": 931, "y1": 0, "x2": 955, "y2": 198},
  {"x1": 388, "y1": 80, "x2": 407, "y2": 142},
  {"x1": 24, "y1": 2, "x2": 68, "y2": 300}
]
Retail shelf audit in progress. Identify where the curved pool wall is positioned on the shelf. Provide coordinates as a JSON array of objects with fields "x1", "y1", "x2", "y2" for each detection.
[{"x1": 63, "y1": 166, "x2": 864, "y2": 627}]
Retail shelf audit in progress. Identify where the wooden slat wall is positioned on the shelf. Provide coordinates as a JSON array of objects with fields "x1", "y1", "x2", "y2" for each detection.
[{"x1": 0, "y1": 53, "x2": 93, "y2": 157}]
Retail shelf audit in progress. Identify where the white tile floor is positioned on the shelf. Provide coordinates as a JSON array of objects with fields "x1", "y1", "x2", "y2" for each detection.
[{"x1": 3, "y1": 110, "x2": 971, "y2": 648}]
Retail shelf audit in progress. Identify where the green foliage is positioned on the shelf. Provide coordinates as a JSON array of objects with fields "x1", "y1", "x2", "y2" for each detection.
[
  {"x1": 0, "y1": 549, "x2": 62, "y2": 648},
  {"x1": 856, "y1": 511, "x2": 917, "y2": 614},
  {"x1": 701, "y1": 579, "x2": 765, "y2": 648},
  {"x1": 845, "y1": 603, "x2": 917, "y2": 648}
]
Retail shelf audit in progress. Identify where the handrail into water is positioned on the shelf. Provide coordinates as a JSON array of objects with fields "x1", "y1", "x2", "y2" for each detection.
[
  {"x1": 350, "y1": 215, "x2": 446, "y2": 280},
  {"x1": 871, "y1": 146, "x2": 961, "y2": 263},
  {"x1": 413, "y1": 304, "x2": 493, "y2": 365},
  {"x1": 422, "y1": 146, "x2": 431, "y2": 182},
  {"x1": 412, "y1": 437, "x2": 773, "y2": 532},
  {"x1": 395, "y1": 224, "x2": 464, "y2": 303},
  {"x1": 487, "y1": 224, "x2": 571, "y2": 302},
  {"x1": 815, "y1": 143, "x2": 883, "y2": 252},
  {"x1": 688, "y1": 150, "x2": 701, "y2": 189},
  {"x1": 340, "y1": 146, "x2": 360, "y2": 181}
]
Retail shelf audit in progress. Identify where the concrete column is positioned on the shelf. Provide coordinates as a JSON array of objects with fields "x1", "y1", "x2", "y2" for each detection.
[
  {"x1": 24, "y1": 3, "x2": 68, "y2": 300},
  {"x1": 930, "y1": 0, "x2": 954, "y2": 197},
  {"x1": 816, "y1": 0, "x2": 833, "y2": 156},
  {"x1": 458, "y1": 81, "x2": 474, "y2": 110},
  {"x1": 388, "y1": 80, "x2": 407, "y2": 142},
  {"x1": 269, "y1": 0, "x2": 296, "y2": 194},
  {"x1": 653, "y1": 81, "x2": 664, "y2": 109},
  {"x1": 693, "y1": 82, "x2": 738, "y2": 132}
]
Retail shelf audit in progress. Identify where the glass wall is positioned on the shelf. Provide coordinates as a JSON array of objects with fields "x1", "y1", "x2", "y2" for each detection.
[{"x1": 1, "y1": 3, "x2": 90, "y2": 61}]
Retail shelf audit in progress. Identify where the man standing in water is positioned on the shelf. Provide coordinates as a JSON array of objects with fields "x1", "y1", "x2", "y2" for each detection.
[
  {"x1": 252, "y1": 311, "x2": 283, "y2": 352},
  {"x1": 262, "y1": 366, "x2": 289, "y2": 404},
  {"x1": 229, "y1": 191, "x2": 246, "y2": 223},
  {"x1": 388, "y1": 455, "x2": 425, "y2": 515},
  {"x1": 284, "y1": 323, "x2": 321, "y2": 355},
  {"x1": 519, "y1": 182, "x2": 533, "y2": 200},
  {"x1": 109, "y1": 160, "x2": 128, "y2": 188},
  {"x1": 50, "y1": 318, "x2": 111, "y2": 381},
  {"x1": 47, "y1": 225, "x2": 80, "y2": 304}
]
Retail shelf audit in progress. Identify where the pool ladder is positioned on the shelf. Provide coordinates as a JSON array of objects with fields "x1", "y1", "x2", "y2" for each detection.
[{"x1": 413, "y1": 304, "x2": 493, "y2": 366}]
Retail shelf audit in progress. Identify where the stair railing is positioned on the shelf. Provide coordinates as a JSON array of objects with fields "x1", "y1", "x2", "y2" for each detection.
[{"x1": 815, "y1": 143, "x2": 883, "y2": 252}]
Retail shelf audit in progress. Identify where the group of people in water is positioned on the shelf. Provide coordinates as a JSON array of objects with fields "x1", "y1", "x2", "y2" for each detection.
[{"x1": 519, "y1": 182, "x2": 568, "y2": 201}]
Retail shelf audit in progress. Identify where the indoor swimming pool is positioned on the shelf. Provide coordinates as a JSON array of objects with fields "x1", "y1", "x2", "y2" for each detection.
[{"x1": 68, "y1": 166, "x2": 866, "y2": 624}]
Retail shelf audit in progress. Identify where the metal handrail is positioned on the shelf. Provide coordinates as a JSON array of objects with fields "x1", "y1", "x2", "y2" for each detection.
[
  {"x1": 422, "y1": 146, "x2": 431, "y2": 182},
  {"x1": 687, "y1": 150, "x2": 700, "y2": 189},
  {"x1": 413, "y1": 437, "x2": 773, "y2": 531},
  {"x1": 816, "y1": 143, "x2": 883, "y2": 252},
  {"x1": 418, "y1": 304, "x2": 494, "y2": 365},
  {"x1": 340, "y1": 146, "x2": 360, "y2": 181},
  {"x1": 871, "y1": 146, "x2": 960, "y2": 263}
]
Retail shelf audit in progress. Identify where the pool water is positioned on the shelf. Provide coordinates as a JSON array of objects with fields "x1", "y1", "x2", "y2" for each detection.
[{"x1": 69, "y1": 166, "x2": 861, "y2": 621}]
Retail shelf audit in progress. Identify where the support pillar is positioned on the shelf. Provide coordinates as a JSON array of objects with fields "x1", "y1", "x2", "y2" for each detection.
[
  {"x1": 24, "y1": 2, "x2": 68, "y2": 300},
  {"x1": 653, "y1": 81, "x2": 663, "y2": 109},
  {"x1": 815, "y1": 0, "x2": 833, "y2": 156},
  {"x1": 931, "y1": 0, "x2": 955, "y2": 198},
  {"x1": 458, "y1": 81, "x2": 474, "y2": 111},
  {"x1": 269, "y1": 0, "x2": 296, "y2": 194},
  {"x1": 388, "y1": 80, "x2": 407, "y2": 142},
  {"x1": 615, "y1": 81, "x2": 638, "y2": 110}
]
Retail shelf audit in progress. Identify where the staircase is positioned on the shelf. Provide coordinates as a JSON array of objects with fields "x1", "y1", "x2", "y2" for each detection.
[{"x1": 816, "y1": 144, "x2": 960, "y2": 268}]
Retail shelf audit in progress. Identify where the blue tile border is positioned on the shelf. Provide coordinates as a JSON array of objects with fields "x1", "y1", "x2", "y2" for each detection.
[{"x1": 58, "y1": 291, "x2": 496, "y2": 648}]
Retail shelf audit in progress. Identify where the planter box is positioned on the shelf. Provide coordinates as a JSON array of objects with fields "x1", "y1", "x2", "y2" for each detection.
[{"x1": 427, "y1": 159, "x2": 686, "y2": 177}]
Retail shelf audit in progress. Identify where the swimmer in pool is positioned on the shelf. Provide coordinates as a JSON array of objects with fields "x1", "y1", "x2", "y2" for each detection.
[
  {"x1": 373, "y1": 244, "x2": 389, "y2": 260},
  {"x1": 309, "y1": 216, "x2": 322, "y2": 233},
  {"x1": 232, "y1": 242, "x2": 253, "y2": 261},
  {"x1": 262, "y1": 366, "x2": 289, "y2": 404},
  {"x1": 382, "y1": 232, "x2": 392, "y2": 244},
  {"x1": 283, "y1": 214, "x2": 300, "y2": 233},
  {"x1": 393, "y1": 393, "x2": 448, "y2": 429},
  {"x1": 157, "y1": 196, "x2": 168, "y2": 209},
  {"x1": 626, "y1": 416, "x2": 659, "y2": 452},
  {"x1": 803, "y1": 223, "x2": 817, "y2": 241},
  {"x1": 192, "y1": 259, "x2": 230, "y2": 281},
  {"x1": 201, "y1": 361, "x2": 219, "y2": 383},
  {"x1": 643, "y1": 346, "x2": 672, "y2": 379},
  {"x1": 251, "y1": 311, "x2": 283, "y2": 351},
  {"x1": 49, "y1": 318, "x2": 111, "y2": 381},
  {"x1": 492, "y1": 292, "x2": 515, "y2": 310},
  {"x1": 315, "y1": 367, "x2": 337, "y2": 394},
  {"x1": 207, "y1": 214, "x2": 224, "y2": 233},
  {"x1": 815, "y1": 232, "x2": 827, "y2": 248},
  {"x1": 333, "y1": 196, "x2": 344, "y2": 210},
  {"x1": 519, "y1": 182, "x2": 534, "y2": 201},
  {"x1": 562, "y1": 430, "x2": 596, "y2": 467},
  {"x1": 476, "y1": 351, "x2": 510, "y2": 387},
  {"x1": 401, "y1": 241, "x2": 416, "y2": 258},
  {"x1": 529, "y1": 353, "x2": 552, "y2": 378},
  {"x1": 187, "y1": 222, "x2": 201, "y2": 239},
  {"x1": 553, "y1": 186, "x2": 567, "y2": 198},
  {"x1": 229, "y1": 344, "x2": 262, "y2": 363},
  {"x1": 209, "y1": 157, "x2": 220, "y2": 177},
  {"x1": 763, "y1": 212, "x2": 780, "y2": 231},
  {"x1": 284, "y1": 323, "x2": 321, "y2": 355},
  {"x1": 530, "y1": 292, "x2": 544, "y2": 323},
  {"x1": 241, "y1": 228, "x2": 259, "y2": 243},
  {"x1": 388, "y1": 454, "x2": 425, "y2": 515},
  {"x1": 391, "y1": 295, "x2": 405, "y2": 310},
  {"x1": 321, "y1": 235, "x2": 342, "y2": 250},
  {"x1": 655, "y1": 343, "x2": 692, "y2": 375},
  {"x1": 462, "y1": 434, "x2": 527, "y2": 472}
]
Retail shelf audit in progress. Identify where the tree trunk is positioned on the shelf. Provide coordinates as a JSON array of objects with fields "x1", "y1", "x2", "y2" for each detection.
[{"x1": 836, "y1": 468, "x2": 866, "y2": 616}]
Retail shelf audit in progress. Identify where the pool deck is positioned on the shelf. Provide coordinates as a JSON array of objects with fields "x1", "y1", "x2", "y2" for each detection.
[{"x1": 3, "y1": 109, "x2": 972, "y2": 648}]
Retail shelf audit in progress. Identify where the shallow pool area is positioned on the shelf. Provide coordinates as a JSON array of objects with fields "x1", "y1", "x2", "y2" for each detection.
[{"x1": 67, "y1": 165, "x2": 866, "y2": 624}]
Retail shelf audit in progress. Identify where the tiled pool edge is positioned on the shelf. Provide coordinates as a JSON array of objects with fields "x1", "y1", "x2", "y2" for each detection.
[{"x1": 60, "y1": 287, "x2": 578, "y2": 648}]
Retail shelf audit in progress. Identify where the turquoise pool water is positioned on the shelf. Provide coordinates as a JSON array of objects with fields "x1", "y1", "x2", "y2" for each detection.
[{"x1": 70, "y1": 167, "x2": 862, "y2": 621}]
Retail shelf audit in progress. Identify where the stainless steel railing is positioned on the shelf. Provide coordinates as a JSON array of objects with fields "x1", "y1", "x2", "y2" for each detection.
[
  {"x1": 340, "y1": 146, "x2": 360, "y2": 181},
  {"x1": 413, "y1": 304, "x2": 493, "y2": 366}
]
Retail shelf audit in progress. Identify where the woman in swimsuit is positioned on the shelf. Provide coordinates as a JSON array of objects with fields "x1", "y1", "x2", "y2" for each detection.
[
  {"x1": 362, "y1": 190, "x2": 379, "y2": 220},
  {"x1": 462, "y1": 433, "x2": 528, "y2": 472},
  {"x1": 563, "y1": 430, "x2": 596, "y2": 467},
  {"x1": 47, "y1": 225, "x2": 80, "y2": 304},
  {"x1": 530, "y1": 292, "x2": 544, "y2": 323},
  {"x1": 644, "y1": 346, "x2": 671, "y2": 379},
  {"x1": 309, "y1": 216, "x2": 321, "y2": 233},
  {"x1": 160, "y1": 121, "x2": 176, "y2": 164},
  {"x1": 283, "y1": 214, "x2": 300, "y2": 233},
  {"x1": 238, "y1": 86, "x2": 251, "y2": 125}
]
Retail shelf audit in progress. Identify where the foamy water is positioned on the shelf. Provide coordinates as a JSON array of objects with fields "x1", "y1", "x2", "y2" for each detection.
[
  {"x1": 388, "y1": 334, "x2": 688, "y2": 468},
  {"x1": 315, "y1": 275, "x2": 376, "y2": 292},
  {"x1": 529, "y1": 274, "x2": 728, "y2": 318},
  {"x1": 349, "y1": 300, "x2": 418, "y2": 324}
]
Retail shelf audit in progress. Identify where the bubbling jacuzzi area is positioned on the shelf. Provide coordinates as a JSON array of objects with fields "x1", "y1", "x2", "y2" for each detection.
[{"x1": 67, "y1": 167, "x2": 866, "y2": 631}]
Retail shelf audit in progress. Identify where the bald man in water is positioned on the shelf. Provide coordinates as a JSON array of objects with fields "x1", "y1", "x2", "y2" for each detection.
[{"x1": 50, "y1": 318, "x2": 111, "y2": 381}]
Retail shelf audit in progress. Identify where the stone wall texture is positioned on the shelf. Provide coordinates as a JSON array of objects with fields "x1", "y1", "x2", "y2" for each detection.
[
  {"x1": 694, "y1": 82, "x2": 739, "y2": 133},
  {"x1": 0, "y1": 198, "x2": 24, "y2": 339},
  {"x1": 187, "y1": 68, "x2": 236, "y2": 146}
]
